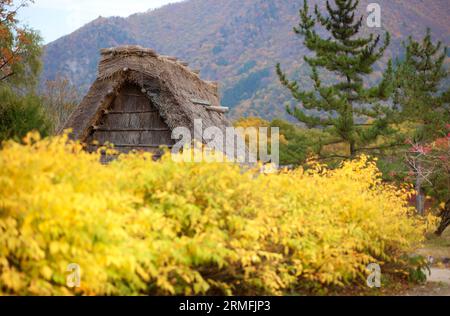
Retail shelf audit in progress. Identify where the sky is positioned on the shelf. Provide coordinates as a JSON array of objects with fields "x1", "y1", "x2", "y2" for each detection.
[{"x1": 18, "y1": 0, "x2": 185, "y2": 44}]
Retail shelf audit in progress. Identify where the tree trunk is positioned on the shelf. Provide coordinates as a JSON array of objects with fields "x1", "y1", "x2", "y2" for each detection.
[
  {"x1": 415, "y1": 176, "x2": 425, "y2": 216},
  {"x1": 435, "y1": 200, "x2": 450, "y2": 236},
  {"x1": 350, "y1": 140, "x2": 356, "y2": 158}
]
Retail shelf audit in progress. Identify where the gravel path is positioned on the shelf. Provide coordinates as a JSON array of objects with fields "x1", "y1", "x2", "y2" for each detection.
[
  {"x1": 403, "y1": 268, "x2": 450, "y2": 296},
  {"x1": 427, "y1": 268, "x2": 450, "y2": 285}
]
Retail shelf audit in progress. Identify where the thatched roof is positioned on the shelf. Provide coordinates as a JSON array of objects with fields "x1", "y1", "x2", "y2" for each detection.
[{"x1": 62, "y1": 45, "x2": 249, "y2": 161}]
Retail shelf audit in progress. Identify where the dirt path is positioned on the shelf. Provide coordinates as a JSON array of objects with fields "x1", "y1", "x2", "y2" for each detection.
[
  {"x1": 403, "y1": 268, "x2": 450, "y2": 296},
  {"x1": 427, "y1": 268, "x2": 450, "y2": 284},
  {"x1": 403, "y1": 230, "x2": 450, "y2": 296}
]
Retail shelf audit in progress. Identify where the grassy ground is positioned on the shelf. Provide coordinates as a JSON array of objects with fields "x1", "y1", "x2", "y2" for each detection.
[{"x1": 417, "y1": 229, "x2": 450, "y2": 263}]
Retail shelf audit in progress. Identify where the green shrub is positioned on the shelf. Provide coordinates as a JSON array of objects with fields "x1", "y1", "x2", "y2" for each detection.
[{"x1": 0, "y1": 87, "x2": 52, "y2": 143}]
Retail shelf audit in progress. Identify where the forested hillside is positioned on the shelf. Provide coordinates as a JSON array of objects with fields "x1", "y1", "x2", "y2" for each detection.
[{"x1": 42, "y1": 0, "x2": 450, "y2": 120}]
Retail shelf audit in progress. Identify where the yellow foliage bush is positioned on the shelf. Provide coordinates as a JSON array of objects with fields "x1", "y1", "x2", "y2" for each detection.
[{"x1": 0, "y1": 133, "x2": 426, "y2": 295}]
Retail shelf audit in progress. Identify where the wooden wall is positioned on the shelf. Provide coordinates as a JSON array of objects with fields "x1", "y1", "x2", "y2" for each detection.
[{"x1": 86, "y1": 84, "x2": 174, "y2": 157}]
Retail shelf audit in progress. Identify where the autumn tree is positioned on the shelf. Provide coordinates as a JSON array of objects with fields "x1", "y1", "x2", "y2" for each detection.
[
  {"x1": 42, "y1": 75, "x2": 79, "y2": 133},
  {"x1": 277, "y1": 0, "x2": 397, "y2": 159},
  {"x1": 0, "y1": 0, "x2": 50, "y2": 143},
  {"x1": 404, "y1": 132, "x2": 449, "y2": 218},
  {"x1": 0, "y1": 0, "x2": 41, "y2": 88}
]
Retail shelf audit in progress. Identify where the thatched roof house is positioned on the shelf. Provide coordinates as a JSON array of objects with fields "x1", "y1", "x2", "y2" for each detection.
[{"x1": 62, "y1": 45, "x2": 248, "y2": 161}]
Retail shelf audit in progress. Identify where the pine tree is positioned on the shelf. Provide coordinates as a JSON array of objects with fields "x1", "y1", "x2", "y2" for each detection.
[
  {"x1": 277, "y1": 0, "x2": 396, "y2": 158},
  {"x1": 394, "y1": 28, "x2": 449, "y2": 142},
  {"x1": 394, "y1": 29, "x2": 449, "y2": 215}
]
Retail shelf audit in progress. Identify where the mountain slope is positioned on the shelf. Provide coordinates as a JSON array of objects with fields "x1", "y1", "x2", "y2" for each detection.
[{"x1": 42, "y1": 0, "x2": 450, "y2": 120}]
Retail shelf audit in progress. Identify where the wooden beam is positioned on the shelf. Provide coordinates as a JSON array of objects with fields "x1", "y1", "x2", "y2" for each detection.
[
  {"x1": 191, "y1": 99, "x2": 211, "y2": 106},
  {"x1": 91, "y1": 144, "x2": 173, "y2": 148},
  {"x1": 122, "y1": 93, "x2": 147, "y2": 97},
  {"x1": 206, "y1": 106, "x2": 230, "y2": 113},
  {"x1": 104, "y1": 110, "x2": 158, "y2": 114}
]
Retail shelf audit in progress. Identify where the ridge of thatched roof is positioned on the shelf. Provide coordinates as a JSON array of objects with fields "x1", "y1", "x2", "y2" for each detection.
[{"x1": 62, "y1": 45, "x2": 249, "y2": 161}]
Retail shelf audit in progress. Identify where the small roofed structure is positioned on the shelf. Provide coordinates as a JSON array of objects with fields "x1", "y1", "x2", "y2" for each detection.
[{"x1": 62, "y1": 45, "x2": 248, "y2": 162}]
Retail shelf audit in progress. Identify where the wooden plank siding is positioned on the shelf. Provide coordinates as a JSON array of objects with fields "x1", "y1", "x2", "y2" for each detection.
[{"x1": 87, "y1": 84, "x2": 174, "y2": 155}]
